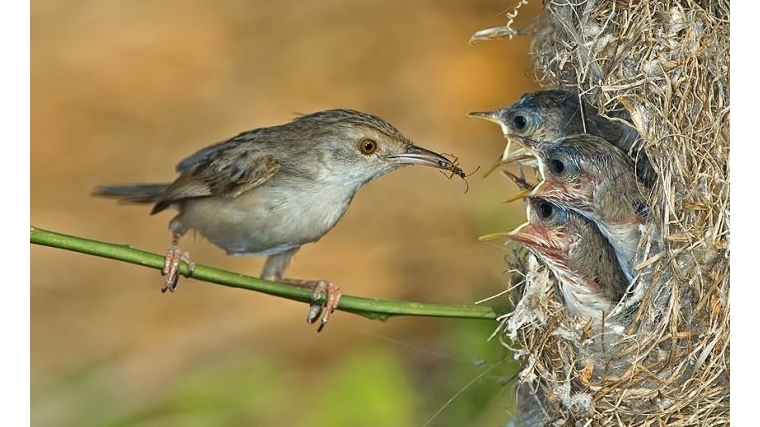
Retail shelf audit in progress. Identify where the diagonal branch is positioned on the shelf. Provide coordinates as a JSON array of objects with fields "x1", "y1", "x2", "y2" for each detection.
[{"x1": 30, "y1": 226, "x2": 506, "y2": 322}]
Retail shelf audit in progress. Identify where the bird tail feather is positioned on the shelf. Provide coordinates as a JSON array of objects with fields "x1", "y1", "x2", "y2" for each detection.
[{"x1": 93, "y1": 184, "x2": 170, "y2": 204}]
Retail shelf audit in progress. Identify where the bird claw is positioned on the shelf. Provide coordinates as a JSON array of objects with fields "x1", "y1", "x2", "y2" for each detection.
[
  {"x1": 306, "y1": 280, "x2": 342, "y2": 332},
  {"x1": 283, "y1": 278, "x2": 342, "y2": 332},
  {"x1": 161, "y1": 245, "x2": 195, "y2": 292}
]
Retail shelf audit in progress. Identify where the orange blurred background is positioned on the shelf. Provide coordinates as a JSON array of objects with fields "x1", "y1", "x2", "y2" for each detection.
[{"x1": 31, "y1": 0, "x2": 542, "y2": 425}]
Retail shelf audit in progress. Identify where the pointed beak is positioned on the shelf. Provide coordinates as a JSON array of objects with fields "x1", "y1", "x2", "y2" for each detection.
[
  {"x1": 502, "y1": 135, "x2": 542, "y2": 163},
  {"x1": 467, "y1": 110, "x2": 499, "y2": 124},
  {"x1": 478, "y1": 222, "x2": 540, "y2": 248},
  {"x1": 501, "y1": 169, "x2": 534, "y2": 191},
  {"x1": 501, "y1": 170, "x2": 539, "y2": 203},
  {"x1": 387, "y1": 144, "x2": 456, "y2": 170},
  {"x1": 503, "y1": 187, "x2": 534, "y2": 204},
  {"x1": 508, "y1": 134, "x2": 541, "y2": 150},
  {"x1": 468, "y1": 111, "x2": 508, "y2": 178},
  {"x1": 505, "y1": 221, "x2": 544, "y2": 248},
  {"x1": 505, "y1": 220, "x2": 566, "y2": 263},
  {"x1": 477, "y1": 230, "x2": 511, "y2": 243},
  {"x1": 481, "y1": 156, "x2": 503, "y2": 178},
  {"x1": 502, "y1": 147, "x2": 538, "y2": 165},
  {"x1": 500, "y1": 137, "x2": 545, "y2": 183}
]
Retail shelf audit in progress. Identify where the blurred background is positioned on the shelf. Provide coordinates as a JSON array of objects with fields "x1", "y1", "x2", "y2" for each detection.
[{"x1": 31, "y1": 0, "x2": 542, "y2": 425}]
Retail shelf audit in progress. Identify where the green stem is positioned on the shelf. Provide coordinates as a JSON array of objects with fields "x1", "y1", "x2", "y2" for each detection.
[{"x1": 30, "y1": 226, "x2": 506, "y2": 322}]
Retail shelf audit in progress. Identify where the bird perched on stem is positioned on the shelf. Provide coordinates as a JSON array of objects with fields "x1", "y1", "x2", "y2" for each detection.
[
  {"x1": 502, "y1": 134, "x2": 648, "y2": 282},
  {"x1": 94, "y1": 108, "x2": 462, "y2": 330},
  {"x1": 502, "y1": 197, "x2": 629, "y2": 320},
  {"x1": 467, "y1": 89, "x2": 654, "y2": 185}
]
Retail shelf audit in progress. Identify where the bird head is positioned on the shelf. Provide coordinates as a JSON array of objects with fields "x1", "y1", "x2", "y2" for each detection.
[
  {"x1": 502, "y1": 134, "x2": 645, "y2": 226},
  {"x1": 293, "y1": 109, "x2": 458, "y2": 186},
  {"x1": 467, "y1": 90, "x2": 585, "y2": 165},
  {"x1": 507, "y1": 198, "x2": 628, "y2": 318}
]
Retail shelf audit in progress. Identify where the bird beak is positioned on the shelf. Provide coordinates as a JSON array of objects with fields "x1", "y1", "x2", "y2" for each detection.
[
  {"x1": 477, "y1": 230, "x2": 510, "y2": 243},
  {"x1": 505, "y1": 220, "x2": 567, "y2": 263},
  {"x1": 500, "y1": 135, "x2": 546, "y2": 184},
  {"x1": 502, "y1": 135, "x2": 541, "y2": 163},
  {"x1": 386, "y1": 144, "x2": 456, "y2": 170},
  {"x1": 467, "y1": 111, "x2": 514, "y2": 176},
  {"x1": 503, "y1": 146, "x2": 539, "y2": 166},
  {"x1": 466, "y1": 110, "x2": 499, "y2": 124},
  {"x1": 508, "y1": 134, "x2": 541, "y2": 150},
  {"x1": 504, "y1": 221, "x2": 547, "y2": 249},
  {"x1": 479, "y1": 222, "x2": 558, "y2": 263},
  {"x1": 481, "y1": 156, "x2": 502, "y2": 178},
  {"x1": 477, "y1": 222, "x2": 542, "y2": 248},
  {"x1": 501, "y1": 170, "x2": 539, "y2": 203},
  {"x1": 503, "y1": 187, "x2": 535, "y2": 204}
]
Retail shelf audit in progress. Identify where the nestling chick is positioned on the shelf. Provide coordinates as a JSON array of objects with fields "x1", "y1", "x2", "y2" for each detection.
[
  {"x1": 507, "y1": 198, "x2": 629, "y2": 320},
  {"x1": 468, "y1": 89, "x2": 654, "y2": 185},
  {"x1": 505, "y1": 134, "x2": 648, "y2": 281}
]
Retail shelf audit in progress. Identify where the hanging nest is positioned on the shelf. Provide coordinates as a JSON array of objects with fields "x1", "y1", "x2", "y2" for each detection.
[{"x1": 473, "y1": 1, "x2": 729, "y2": 425}]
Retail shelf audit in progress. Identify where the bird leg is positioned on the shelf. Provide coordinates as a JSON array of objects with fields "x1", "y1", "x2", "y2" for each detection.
[
  {"x1": 161, "y1": 231, "x2": 196, "y2": 292},
  {"x1": 280, "y1": 278, "x2": 342, "y2": 332},
  {"x1": 261, "y1": 250, "x2": 341, "y2": 331}
]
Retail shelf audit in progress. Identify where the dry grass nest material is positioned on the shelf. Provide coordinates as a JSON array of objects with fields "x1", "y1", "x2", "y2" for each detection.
[{"x1": 472, "y1": 1, "x2": 729, "y2": 425}]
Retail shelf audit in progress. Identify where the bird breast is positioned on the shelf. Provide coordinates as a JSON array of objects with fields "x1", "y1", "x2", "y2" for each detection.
[{"x1": 174, "y1": 177, "x2": 357, "y2": 256}]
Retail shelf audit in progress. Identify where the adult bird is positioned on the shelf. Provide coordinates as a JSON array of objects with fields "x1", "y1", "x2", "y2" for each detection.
[{"x1": 95, "y1": 109, "x2": 461, "y2": 330}]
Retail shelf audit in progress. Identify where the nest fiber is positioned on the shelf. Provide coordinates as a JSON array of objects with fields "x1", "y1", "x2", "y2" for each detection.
[{"x1": 474, "y1": 1, "x2": 729, "y2": 425}]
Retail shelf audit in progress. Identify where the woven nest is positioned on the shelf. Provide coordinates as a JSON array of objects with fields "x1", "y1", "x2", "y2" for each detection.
[{"x1": 472, "y1": 1, "x2": 729, "y2": 426}]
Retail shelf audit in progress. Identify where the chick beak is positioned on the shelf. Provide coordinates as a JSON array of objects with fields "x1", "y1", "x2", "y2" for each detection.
[
  {"x1": 507, "y1": 220, "x2": 568, "y2": 265},
  {"x1": 503, "y1": 147, "x2": 538, "y2": 165},
  {"x1": 467, "y1": 110, "x2": 511, "y2": 178},
  {"x1": 466, "y1": 110, "x2": 500, "y2": 125},
  {"x1": 501, "y1": 170, "x2": 538, "y2": 203},
  {"x1": 477, "y1": 222, "x2": 545, "y2": 250},
  {"x1": 505, "y1": 221, "x2": 546, "y2": 249},
  {"x1": 508, "y1": 134, "x2": 541, "y2": 150},
  {"x1": 481, "y1": 156, "x2": 503, "y2": 178},
  {"x1": 387, "y1": 144, "x2": 455, "y2": 170}
]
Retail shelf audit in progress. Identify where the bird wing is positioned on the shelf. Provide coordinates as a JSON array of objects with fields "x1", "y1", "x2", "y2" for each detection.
[{"x1": 151, "y1": 137, "x2": 281, "y2": 213}]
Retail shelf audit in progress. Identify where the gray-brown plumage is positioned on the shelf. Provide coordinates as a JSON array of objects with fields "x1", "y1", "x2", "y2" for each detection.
[
  {"x1": 507, "y1": 198, "x2": 629, "y2": 320},
  {"x1": 95, "y1": 108, "x2": 460, "y2": 330},
  {"x1": 468, "y1": 89, "x2": 654, "y2": 186},
  {"x1": 507, "y1": 134, "x2": 647, "y2": 282}
]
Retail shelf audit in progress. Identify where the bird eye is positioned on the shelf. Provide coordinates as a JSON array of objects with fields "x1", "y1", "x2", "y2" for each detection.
[
  {"x1": 358, "y1": 139, "x2": 378, "y2": 155},
  {"x1": 537, "y1": 200, "x2": 554, "y2": 219},
  {"x1": 549, "y1": 158, "x2": 566, "y2": 175},
  {"x1": 513, "y1": 115, "x2": 528, "y2": 131}
]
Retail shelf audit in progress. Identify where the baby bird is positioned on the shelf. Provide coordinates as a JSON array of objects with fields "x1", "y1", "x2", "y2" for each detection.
[
  {"x1": 468, "y1": 89, "x2": 653, "y2": 185},
  {"x1": 507, "y1": 198, "x2": 629, "y2": 320},
  {"x1": 504, "y1": 134, "x2": 647, "y2": 281}
]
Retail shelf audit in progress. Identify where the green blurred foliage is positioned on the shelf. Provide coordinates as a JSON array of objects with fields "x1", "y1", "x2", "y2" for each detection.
[{"x1": 32, "y1": 320, "x2": 518, "y2": 427}]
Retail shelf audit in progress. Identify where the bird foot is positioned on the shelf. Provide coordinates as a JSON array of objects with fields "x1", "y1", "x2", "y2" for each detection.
[
  {"x1": 161, "y1": 244, "x2": 196, "y2": 292},
  {"x1": 282, "y1": 278, "x2": 342, "y2": 332}
]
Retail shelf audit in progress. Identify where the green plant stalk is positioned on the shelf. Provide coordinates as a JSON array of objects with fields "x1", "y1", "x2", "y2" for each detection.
[{"x1": 31, "y1": 226, "x2": 506, "y2": 322}]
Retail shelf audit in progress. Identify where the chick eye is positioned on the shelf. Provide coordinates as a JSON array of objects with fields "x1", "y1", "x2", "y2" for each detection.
[
  {"x1": 513, "y1": 115, "x2": 528, "y2": 131},
  {"x1": 358, "y1": 139, "x2": 378, "y2": 155},
  {"x1": 537, "y1": 200, "x2": 554, "y2": 219},
  {"x1": 549, "y1": 158, "x2": 566, "y2": 175}
]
